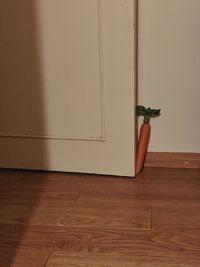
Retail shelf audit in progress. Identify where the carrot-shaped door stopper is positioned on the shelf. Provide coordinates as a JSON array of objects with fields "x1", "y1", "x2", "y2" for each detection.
[{"x1": 136, "y1": 106, "x2": 161, "y2": 175}]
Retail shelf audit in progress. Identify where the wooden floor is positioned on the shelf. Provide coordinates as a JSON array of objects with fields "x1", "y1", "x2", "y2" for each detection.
[{"x1": 0, "y1": 167, "x2": 200, "y2": 267}]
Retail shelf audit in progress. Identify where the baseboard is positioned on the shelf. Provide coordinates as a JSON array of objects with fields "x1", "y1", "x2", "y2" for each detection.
[{"x1": 144, "y1": 152, "x2": 200, "y2": 169}]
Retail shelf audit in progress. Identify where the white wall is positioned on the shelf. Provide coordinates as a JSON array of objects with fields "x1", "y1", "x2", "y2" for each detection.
[{"x1": 138, "y1": 0, "x2": 200, "y2": 153}]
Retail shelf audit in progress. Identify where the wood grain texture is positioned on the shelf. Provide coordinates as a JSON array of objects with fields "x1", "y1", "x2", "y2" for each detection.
[
  {"x1": 46, "y1": 226, "x2": 200, "y2": 266},
  {"x1": 76, "y1": 168, "x2": 200, "y2": 209},
  {"x1": 2, "y1": 224, "x2": 199, "y2": 261},
  {"x1": 152, "y1": 209, "x2": 200, "y2": 229},
  {"x1": 0, "y1": 191, "x2": 79, "y2": 207},
  {"x1": 53, "y1": 227, "x2": 200, "y2": 258},
  {"x1": 0, "y1": 205, "x2": 151, "y2": 230},
  {"x1": 145, "y1": 152, "x2": 200, "y2": 169},
  {"x1": 0, "y1": 170, "x2": 79, "y2": 207},
  {"x1": 13, "y1": 171, "x2": 137, "y2": 194},
  {"x1": 0, "y1": 247, "x2": 52, "y2": 267},
  {"x1": 46, "y1": 250, "x2": 200, "y2": 267},
  {"x1": 0, "y1": 225, "x2": 56, "y2": 250},
  {"x1": 0, "y1": 169, "x2": 22, "y2": 192},
  {"x1": 0, "y1": 168, "x2": 200, "y2": 266}
]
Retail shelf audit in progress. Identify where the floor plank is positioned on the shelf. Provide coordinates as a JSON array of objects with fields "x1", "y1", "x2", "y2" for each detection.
[
  {"x1": 2, "y1": 224, "x2": 199, "y2": 259},
  {"x1": 0, "y1": 247, "x2": 52, "y2": 267},
  {"x1": 152, "y1": 208, "x2": 200, "y2": 229},
  {"x1": 16, "y1": 171, "x2": 135, "y2": 193},
  {"x1": 75, "y1": 168, "x2": 200, "y2": 209},
  {"x1": 75, "y1": 190, "x2": 200, "y2": 209},
  {"x1": 53, "y1": 227, "x2": 200, "y2": 257},
  {"x1": 0, "y1": 170, "x2": 79, "y2": 207},
  {"x1": 0, "y1": 191, "x2": 79, "y2": 207},
  {"x1": 49, "y1": 227, "x2": 200, "y2": 266},
  {"x1": 0, "y1": 225, "x2": 59, "y2": 250},
  {"x1": 0, "y1": 205, "x2": 151, "y2": 230},
  {"x1": 0, "y1": 225, "x2": 153, "y2": 251},
  {"x1": 46, "y1": 250, "x2": 200, "y2": 267},
  {"x1": 15, "y1": 168, "x2": 200, "y2": 194},
  {"x1": 0, "y1": 169, "x2": 22, "y2": 191}
]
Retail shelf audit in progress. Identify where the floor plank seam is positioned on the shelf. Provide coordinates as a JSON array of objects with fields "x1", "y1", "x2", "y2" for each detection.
[
  {"x1": 73, "y1": 191, "x2": 80, "y2": 207},
  {"x1": 44, "y1": 247, "x2": 54, "y2": 267},
  {"x1": 150, "y1": 208, "x2": 153, "y2": 231}
]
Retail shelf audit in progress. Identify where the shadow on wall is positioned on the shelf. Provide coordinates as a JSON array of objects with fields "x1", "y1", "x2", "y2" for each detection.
[{"x1": 0, "y1": 1, "x2": 49, "y2": 266}]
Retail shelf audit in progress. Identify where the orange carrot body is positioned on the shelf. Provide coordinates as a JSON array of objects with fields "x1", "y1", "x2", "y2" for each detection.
[{"x1": 136, "y1": 123, "x2": 151, "y2": 175}]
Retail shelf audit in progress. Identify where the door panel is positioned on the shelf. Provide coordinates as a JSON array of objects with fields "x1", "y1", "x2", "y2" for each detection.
[
  {"x1": 0, "y1": 0, "x2": 136, "y2": 176},
  {"x1": 0, "y1": 0, "x2": 103, "y2": 139}
]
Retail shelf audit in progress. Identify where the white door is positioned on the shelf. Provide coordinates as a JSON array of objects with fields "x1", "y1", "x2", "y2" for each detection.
[{"x1": 0, "y1": 0, "x2": 136, "y2": 176}]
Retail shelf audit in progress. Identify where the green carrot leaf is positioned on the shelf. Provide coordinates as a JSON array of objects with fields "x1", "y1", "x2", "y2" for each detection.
[
  {"x1": 136, "y1": 105, "x2": 146, "y2": 116},
  {"x1": 146, "y1": 108, "x2": 152, "y2": 115},
  {"x1": 136, "y1": 105, "x2": 161, "y2": 122},
  {"x1": 151, "y1": 109, "x2": 161, "y2": 116}
]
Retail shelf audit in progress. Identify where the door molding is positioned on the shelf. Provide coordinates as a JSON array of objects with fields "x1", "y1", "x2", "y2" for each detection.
[{"x1": 0, "y1": 0, "x2": 105, "y2": 142}]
